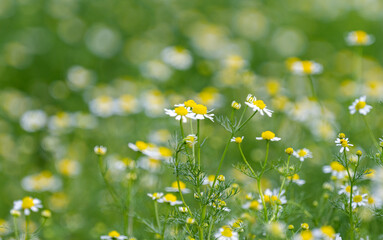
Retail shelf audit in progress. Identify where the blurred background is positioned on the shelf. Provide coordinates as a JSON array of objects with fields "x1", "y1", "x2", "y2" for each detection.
[{"x1": 1, "y1": 0, "x2": 383, "y2": 239}]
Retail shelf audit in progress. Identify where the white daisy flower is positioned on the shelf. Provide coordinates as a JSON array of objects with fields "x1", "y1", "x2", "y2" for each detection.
[
  {"x1": 214, "y1": 225, "x2": 239, "y2": 240},
  {"x1": 261, "y1": 189, "x2": 287, "y2": 205},
  {"x1": 335, "y1": 138, "x2": 353, "y2": 153},
  {"x1": 322, "y1": 161, "x2": 347, "y2": 179},
  {"x1": 184, "y1": 134, "x2": 198, "y2": 147},
  {"x1": 338, "y1": 185, "x2": 357, "y2": 196},
  {"x1": 256, "y1": 131, "x2": 281, "y2": 141},
  {"x1": 147, "y1": 192, "x2": 164, "y2": 201},
  {"x1": 231, "y1": 136, "x2": 243, "y2": 143},
  {"x1": 244, "y1": 96, "x2": 273, "y2": 117},
  {"x1": 187, "y1": 104, "x2": 214, "y2": 121},
  {"x1": 312, "y1": 225, "x2": 341, "y2": 240},
  {"x1": 165, "y1": 181, "x2": 191, "y2": 193},
  {"x1": 348, "y1": 96, "x2": 372, "y2": 115},
  {"x1": 287, "y1": 174, "x2": 306, "y2": 186},
  {"x1": 293, "y1": 148, "x2": 312, "y2": 162},
  {"x1": 20, "y1": 110, "x2": 47, "y2": 132},
  {"x1": 161, "y1": 46, "x2": 193, "y2": 70},
  {"x1": 94, "y1": 146, "x2": 107, "y2": 155},
  {"x1": 345, "y1": 31, "x2": 374, "y2": 46},
  {"x1": 128, "y1": 141, "x2": 157, "y2": 156},
  {"x1": 242, "y1": 200, "x2": 262, "y2": 211},
  {"x1": 203, "y1": 175, "x2": 216, "y2": 186},
  {"x1": 352, "y1": 191, "x2": 368, "y2": 208},
  {"x1": 12, "y1": 197, "x2": 43, "y2": 215},
  {"x1": 291, "y1": 60, "x2": 323, "y2": 75},
  {"x1": 179, "y1": 206, "x2": 188, "y2": 213},
  {"x1": 157, "y1": 193, "x2": 183, "y2": 206},
  {"x1": 100, "y1": 231, "x2": 128, "y2": 240},
  {"x1": 164, "y1": 106, "x2": 190, "y2": 123}
]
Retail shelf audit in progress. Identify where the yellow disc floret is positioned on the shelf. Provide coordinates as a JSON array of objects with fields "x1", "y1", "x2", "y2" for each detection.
[
  {"x1": 355, "y1": 101, "x2": 366, "y2": 110},
  {"x1": 22, "y1": 197, "x2": 34, "y2": 209},
  {"x1": 108, "y1": 231, "x2": 121, "y2": 238},
  {"x1": 261, "y1": 131, "x2": 275, "y2": 140},
  {"x1": 221, "y1": 226, "x2": 233, "y2": 237},
  {"x1": 184, "y1": 100, "x2": 197, "y2": 108},
  {"x1": 174, "y1": 106, "x2": 188, "y2": 116},
  {"x1": 301, "y1": 61, "x2": 313, "y2": 74},
  {"x1": 192, "y1": 104, "x2": 207, "y2": 115},
  {"x1": 253, "y1": 100, "x2": 266, "y2": 109}
]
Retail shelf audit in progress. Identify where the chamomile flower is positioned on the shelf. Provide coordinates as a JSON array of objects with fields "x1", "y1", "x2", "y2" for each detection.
[
  {"x1": 94, "y1": 146, "x2": 107, "y2": 155},
  {"x1": 214, "y1": 225, "x2": 239, "y2": 240},
  {"x1": 12, "y1": 197, "x2": 43, "y2": 215},
  {"x1": 20, "y1": 110, "x2": 47, "y2": 132},
  {"x1": 175, "y1": 99, "x2": 197, "y2": 110},
  {"x1": 128, "y1": 141, "x2": 156, "y2": 156},
  {"x1": 256, "y1": 131, "x2": 281, "y2": 141},
  {"x1": 161, "y1": 46, "x2": 193, "y2": 70},
  {"x1": 294, "y1": 230, "x2": 313, "y2": 240},
  {"x1": 291, "y1": 60, "x2": 323, "y2": 75},
  {"x1": 322, "y1": 162, "x2": 347, "y2": 179},
  {"x1": 287, "y1": 174, "x2": 306, "y2": 186},
  {"x1": 261, "y1": 189, "x2": 287, "y2": 205},
  {"x1": 186, "y1": 217, "x2": 195, "y2": 224},
  {"x1": 242, "y1": 200, "x2": 262, "y2": 211},
  {"x1": 231, "y1": 136, "x2": 243, "y2": 143},
  {"x1": 203, "y1": 175, "x2": 216, "y2": 186},
  {"x1": 184, "y1": 134, "x2": 198, "y2": 147},
  {"x1": 100, "y1": 231, "x2": 128, "y2": 240},
  {"x1": 164, "y1": 106, "x2": 190, "y2": 123},
  {"x1": 188, "y1": 104, "x2": 214, "y2": 121},
  {"x1": 345, "y1": 31, "x2": 374, "y2": 46},
  {"x1": 367, "y1": 194, "x2": 383, "y2": 208},
  {"x1": 245, "y1": 96, "x2": 273, "y2": 117},
  {"x1": 179, "y1": 206, "x2": 188, "y2": 213},
  {"x1": 352, "y1": 191, "x2": 368, "y2": 208},
  {"x1": 348, "y1": 96, "x2": 372, "y2": 115},
  {"x1": 147, "y1": 192, "x2": 164, "y2": 201},
  {"x1": 312, "y1": 225, "x2": 341, "y2": 240},
  {"x1": 338, "y1": 185, "x2": 357, "y2": 195},
  {"x1": 231, "y1": 101, "x2": 241, "y2": 110},
  {"x1": 335, "y1": 138, "x2": 353, "y2": 153},
  {"x1": 157, "y1": 193, "x2": 183, "y2": 206},
  {"x1": 293, "y1": 148, "x2": 312, "y2": 162},
  {"x1": 165, "y1": 181, "x2": 191, "y2": 193}
]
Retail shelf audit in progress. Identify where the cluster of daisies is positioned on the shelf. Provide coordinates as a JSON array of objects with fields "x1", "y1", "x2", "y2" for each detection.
[{"x1": 165, "y1": 99, "x2": 214, "y2": 122}]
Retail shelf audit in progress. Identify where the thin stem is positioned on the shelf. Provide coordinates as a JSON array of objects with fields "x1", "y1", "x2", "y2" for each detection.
[
  {"x1": 237, "y1": 110, "x2": 257, "y2": 132},
  {"x1": 362, "y1": 115, "x2": 379, "y2": 150},
  {"x1": 180, "y1": 119, "x2": 185, "y2": 139},
  {"x1": 13, "y1": 216, "x2": 19, "y2": 240},
  {"x1": 307, "y1": 74, "x2": 317, "y2": 100},
  {"x1": 238, "y1": 105, "x2": 248, "y2": 125},
  {"x1": 238, "y1": 143, "x2": 256, "y2": 177},
  {"x1": 207, "y1": 217, "x2": 216, "y2": 240},
  {"x1": 98, "y1": 155, "x2": 120, "y2": 205},
  {"x1": 197, "y1": 120, "x2": 201, "y2": 169},
  {"x1": 25, "y1": 215, "x2": 30, "y2": 240},
  {"x1": 127, "y1": 180, "x2": 134, "y2": 236},
  {"x1": 344, "y1": 151, "x2": 354, "y2": 240},
  {"x1": 258, "y1": 141, "x2": 270, "y2": 221},
  {"x1": 154, "y1": 201, "x2": 161, "y2": 230}
]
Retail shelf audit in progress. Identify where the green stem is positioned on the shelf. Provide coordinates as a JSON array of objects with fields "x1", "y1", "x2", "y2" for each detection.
[
  {"x1": 98, "y1": 156, "x2": 120, "y2": 205},
  {"x1": 180, "y1": 119, "x2": 185, "y2": 139},
  {"x1": 154, "y1": 201, "x2": 161, "y2": 231},
  {"x1": 207, "y1": 217, "x2": 216, "y2": 240},
  {"x1": 127, "y1": 180, "x2": 134, "y2": 236},
  {"x1": 238, "y1": 144, "x2": 256, "y2": 177},
  {"x1": 344, "y1": 151, "x2": 354, "y2": 240},
  {"x1": 25, "y1": 215, "x2": 30, "y2": 240},
  {"x1": 13, "y1": 216, "x2": 19, "y2": 240},
  {"x1": 197, "y1": 120, "x2": 201, "y2": 169},
  {"x1": 307, "y1": 74, "x2": 317, "y2": 100},
  {"x1": 258, "y1": 141, "x2": 270, "y2": 221},
  {"x1": 238, "y1": 105, "x2": 248, "y2": 125},
  {"x1": 237, "y1": 110, "x2": 257, "y2": 132}
]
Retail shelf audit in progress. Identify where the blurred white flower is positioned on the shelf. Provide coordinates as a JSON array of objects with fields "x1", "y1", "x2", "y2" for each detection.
[
  {"x1": 161, "y1": 46, "x2": 193, "y2": 70},
  {"x1": 20, "y1": 110, "x2": 47, "y2": 132}
]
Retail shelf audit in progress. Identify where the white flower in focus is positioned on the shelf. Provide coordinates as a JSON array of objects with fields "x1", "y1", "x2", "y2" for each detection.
[
  {"x1": 348, "y1": 96, "x2": 372, "y2": 115},
  {"x1": 20, "y1": 110, "x2": 47, "y2": 132},
  {"x1": 256, "y1": 131, "x2": 281, "y2": 141},
  {"x1": 352, "y1": 191, "x2": 368, "y2": 209},
  {"x1": 214, "y1": 225, "x2": 239, "y2": 240},
  {"x1": 335, "y1": 138, "x2": 353, "y2": 153},
  {"x1": 157, "y1": 193, "x2": 183, "y2": 206},
  {"x1": 12, "y1": 197, "x2": 43, "y2": 215},
  {"x1": 287, "y1": 174, "x2": 305, "y2": 186},
  {"x1": 244, "y1": 95, "x2": 273, "y2": 117},
  {"x1": 164, "y1": 106, "x2": 190, "y2": 123},
  {"x1": 322, "y1": 161, "x2": 347, "y2": 179}
]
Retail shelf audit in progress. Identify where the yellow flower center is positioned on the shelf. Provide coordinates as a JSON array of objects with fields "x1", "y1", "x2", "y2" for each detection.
[
  {"x1": 298, "y1": 150, "x2": 307, "y2": 157},
  {"x1": 261, "y1": 131, "x2": 275, "y2": 140},
  {"x1": 253, "y1": 100, "x2": 266, "y2": 109},
  {"x1": 108, "y1": 231, "x2": 120, "y2": 238},
  {"x1": 354, "y1": 31, "x2": 368, "y2": 44},
  {"x1": 174, "y1": 106, "x2": 188, "y2": 116},
  {"x1": 159, "y1": 147, "x2": 172, "y2": 157},
  {"x1": 164, "y1": 193, "x2": 177, "y2": 202},
  {"x1": 148, "y1": 158, "x2": 160, "y2": 168},
  {"x1": 192, "y1": 104, "x2": 207, "y2": 115},
  {"x1": 330, "y1": 161, "x2": 345, "y2": 171},
  {"x1": 320, "y1": 226, "x2": 335, "y2": 238},
  {"x1": 301, "y1": 61, "x2": 313, "y2": 74},
  {"x1": 353, "y1": 195, "x2": 363, "y2": 203},
  {"x1": 271, "y1": 195, "x2": 279, "y2": 202},
  {"x1": 368, "y1": 197, "x2": 375, "y2": 204},
  {"x1": 338, "y1": 133, "x2": 346, "y2": 139},
  {"x1": 233, "y1": 219, "x2": 242, "y2": 228},
  {"x1": 264, "y1": 195, "x2": 270, "y2": 202},
  {"x1": 301, "y1": 230, "x2": 313, "y2": 240},
  {"x1": 292, "y1": 174, "x2": 300, "y2": 180},
  {"x1": 184, "y1": 100, "x2": 197, "y2": 108},
  {"x1": 355, "y1": 101, "x2": 366, "y2": 110},
  {"x1": 345, "y1": 186, "x2": 351, "y2": 193},
  {"x1": 136, "y1": 141, "x2": 148, "y2": 151},
  {"x1": 21, "y1": 197, "x2": 34, "y2": 209},
  {"x1": 235, "y1": 137, "x2": 242, "y2": 143},
  {"x1": 221, "y1": 226, "x2": 233, "y2": 237},
  {"x1": 340, "y1": 139, "x2": 349, "y2": 147},
  {"x1": 249, "y1": 200, "x2": 259, "y2": 210},
  {"x1": 208, "y1": 175, "x2": 215, "y2": 182},
  {"x1": 171, "y1": 181, "x2": 186, "y2": 190}
]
